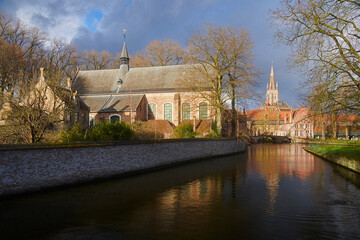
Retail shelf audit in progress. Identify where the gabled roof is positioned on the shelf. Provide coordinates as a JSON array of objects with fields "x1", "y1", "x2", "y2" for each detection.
[
  {"x1": 120, "y1": 64, "x2": 210, "y2": 92},
  {"x1": 80, "y1": 94, "x2": 143, "y2": 112},
  {"x1": 73, "y1": 64, "x2": 212, "y2": 95},
  {"x1": 73, "y1": 69, "x2": 121, "y2": 94}
]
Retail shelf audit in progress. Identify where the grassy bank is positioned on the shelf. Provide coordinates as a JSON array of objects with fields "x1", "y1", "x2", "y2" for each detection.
[
  {"x1": 305, "y1": 145, "x2": 360, "y2": 174},
  {"x1": 308, "y1": 145, "x2": 360, "y2": 161},
  {"x1": 298, "y1": 138, "x2": 360, "y2": 146}
]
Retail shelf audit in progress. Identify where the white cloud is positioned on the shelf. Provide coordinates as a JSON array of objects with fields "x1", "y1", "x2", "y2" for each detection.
[{"x1": 13, "y1": 0, "x2": 107, "y2": 43}]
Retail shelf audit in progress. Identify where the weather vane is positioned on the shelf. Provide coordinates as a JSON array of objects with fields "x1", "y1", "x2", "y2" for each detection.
[{"x1": 123, "y1": 29, "x2": 127, "y2": 41}]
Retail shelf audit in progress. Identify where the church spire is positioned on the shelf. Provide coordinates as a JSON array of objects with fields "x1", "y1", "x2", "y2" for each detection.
[
  {"x1": 269, "y1": 64, "x2": 275, "y2": 89},
  {"x1": 265, "y1": 63, "x2": 279, "y2": 106},
  {"x1": 120, "y1": 41, "x2": 129, "y2": 64},
  {"x1": 119, "y1": 29, "x2": 129, "y2": 76}
]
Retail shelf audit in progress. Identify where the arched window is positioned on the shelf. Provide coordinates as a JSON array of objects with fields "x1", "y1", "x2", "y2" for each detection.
[
  {"x1": 164, "y1": 103, "x2": 172, "y2": 122},
  {"x1": 182, "y1": 103, "x2": 190, "y2": 120},
  {"x1": 109, "y1": 114, "x2": 121, "y2": 123},
  {"x1": 148, "y1": 103, "x2": 157, "y2": 119},
  {"x1": 89, "y1": 115, "x2": 95, "y2": 127},
  {"x1": 199, "y1": 102, "x2": 208, "y2": 120}
]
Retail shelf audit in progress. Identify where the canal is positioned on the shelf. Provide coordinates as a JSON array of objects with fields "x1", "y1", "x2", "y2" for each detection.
[{"x1": 1, "y1": 144, "x2": 360, "y2": 239}]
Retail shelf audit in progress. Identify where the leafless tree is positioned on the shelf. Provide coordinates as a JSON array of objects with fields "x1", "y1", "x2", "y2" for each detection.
[
  {"x1": 272, "y1": 0, "x2": 360, "y2": 113},
  {"x1": 187, "y1": 24, "x2": 258, "y2": 134},
  {"x1": 131, "y1": 39, "x2": 188, "y2": 67},
  {"x1": 80, "y1": 50, "x2": 114, "y2": 70}
]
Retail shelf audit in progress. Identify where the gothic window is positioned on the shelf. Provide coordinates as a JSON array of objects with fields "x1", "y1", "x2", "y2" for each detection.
[
  {"x1": 199, "y1": 102, "x2": 208, "y2": 120},
  {"x1": 182, "y1": 103, "x2": 190, "y2": 120},
  {"x1": 109, "y1": 114, "x2": 121, "y2": 123},
  {"x1": 89, "y1": 115, "x2": 95, "y2": 128},
  {"x1": 148, "y1": 103, "x2": 156, "y2": 119},
  {"x1": 164, "y1": 103, "x2": 172, "y2": 122}
]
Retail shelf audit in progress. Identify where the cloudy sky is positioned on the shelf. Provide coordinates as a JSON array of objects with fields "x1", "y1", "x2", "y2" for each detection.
[{"x1": 0, "y1": 0, "x2": 304, "y2": 108}]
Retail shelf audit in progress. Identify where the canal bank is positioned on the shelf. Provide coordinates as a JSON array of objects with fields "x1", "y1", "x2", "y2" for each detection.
[
  {"x1": 0, "y1": 139, "x2": 246, "y2": 197},
  {"x1": 304, "y1": 146, "x2": 360, "y2": 174}
]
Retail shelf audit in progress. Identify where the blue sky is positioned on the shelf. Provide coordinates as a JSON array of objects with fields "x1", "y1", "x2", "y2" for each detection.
[{"x1": 0, "y1": 0, "x2": 304, "y2": 109}]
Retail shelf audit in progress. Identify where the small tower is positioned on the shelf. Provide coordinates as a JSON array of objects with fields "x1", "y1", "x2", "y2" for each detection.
[{"x1": 119, "y1": 29, "x2": 130, "y2": 77}]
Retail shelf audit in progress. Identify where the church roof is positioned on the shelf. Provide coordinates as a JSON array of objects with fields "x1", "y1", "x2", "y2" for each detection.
[
  {"x1": 80, "y1": 94, "x2": 143, "y2": 112},
  {"x1": 73, "y1": 69, "x2": 121, "y2": 94},
  {"x1": 120, "y1": 64, "x2": 208, "y2": 92},
  {"x1": 73, "y1": 64, "x2": 211, "y2": 95}
]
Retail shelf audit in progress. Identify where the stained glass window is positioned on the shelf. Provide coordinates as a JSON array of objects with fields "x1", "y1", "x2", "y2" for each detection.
[
  {"x1": 182, "y1": 103, "x2": 190, "y2": 120},
  {"x1": 164, "y1": 103, "x2": 172, "y2": 122},
  {"x1": 199, "y1": 102, "x2": 208, "y2": 120}
]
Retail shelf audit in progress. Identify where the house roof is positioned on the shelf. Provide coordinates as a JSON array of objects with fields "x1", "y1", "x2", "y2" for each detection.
[
  {"x1": 145, "y1": 120, "x2": 175, "y2": 133},
  {"x1": 80, "y1": 94, "x2": 143, "y2": 112},
  {"x1": 246, "y1": 108, "x2": 291, "y2": 122},
  {"x1": 73, "y1": 64, "x2": 211, "y2": 95}
]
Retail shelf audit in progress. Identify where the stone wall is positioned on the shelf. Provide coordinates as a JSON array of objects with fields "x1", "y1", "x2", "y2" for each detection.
[{"x1": 0, "y1": 139, "x2": 246, "y2": 197}]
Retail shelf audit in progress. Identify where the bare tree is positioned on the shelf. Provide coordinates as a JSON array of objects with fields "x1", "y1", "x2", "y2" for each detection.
[
  {"x1": 3, "y1": 69, "x2": 74, "y2": 143},
  {"x1": 272, "y1": 0, "x2": 360, "y2": 113},
  {"x1": 0, "y1": 13, "x2": 47, "y2": 92},
  {"x1": 80, "y1": 50, "x2": 113, "y2": 70},
  {"x1": 131, "y1": 39, "x2": 188, "y2": 67},
  {"x1": 187, "y1": 24, "x2": 258, "y2": 134},
  {"x1": 0, "y1": 38, "x2": 26, "y2": 99}
]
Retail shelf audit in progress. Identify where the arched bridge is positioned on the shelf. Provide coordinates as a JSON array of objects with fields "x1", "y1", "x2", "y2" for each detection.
[{"x1": 250, "y1": 135, "x2": 291, "y2": 144}]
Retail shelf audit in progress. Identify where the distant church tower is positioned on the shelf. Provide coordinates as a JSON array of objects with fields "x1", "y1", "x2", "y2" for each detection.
[
  {"x1": 265, "y1": 65, "x2": 279, "y2": 105},
  {"x1": 119, "y1": 29, "x2": 130, "y2": 77}
]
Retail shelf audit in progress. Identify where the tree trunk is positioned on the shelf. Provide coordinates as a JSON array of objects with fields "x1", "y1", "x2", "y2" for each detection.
[
  {"x1": 231, "y1": 81, "x2": 236, "y2": 137},
  {"x1": 216, "y1": 107, "x2": 222, "y2": 136},
  {"x1": 331, "y1": 113, "x2": 337, "y2": 139}
]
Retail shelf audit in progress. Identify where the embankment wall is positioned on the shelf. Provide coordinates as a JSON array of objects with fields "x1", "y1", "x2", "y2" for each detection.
[
  {"x1": 0, "y1": 139, "x2": 246, "y2": 197},
  {"x1": 304, "y1": 147, "x2": 360, "y2": 174}
]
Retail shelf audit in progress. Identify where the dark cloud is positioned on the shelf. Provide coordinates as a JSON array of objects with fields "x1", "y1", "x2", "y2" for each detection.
[{"x1": 0, "y1": 0, "x2": 304, "y2": 107}]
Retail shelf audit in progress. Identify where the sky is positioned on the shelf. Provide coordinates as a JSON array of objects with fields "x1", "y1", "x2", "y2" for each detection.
[{"x1": 0, "y1": 0, "x2": 305, "y2": 109}]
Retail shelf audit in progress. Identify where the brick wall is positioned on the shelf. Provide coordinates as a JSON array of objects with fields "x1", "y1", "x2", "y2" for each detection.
[{"x1": 0, "y1": 139, "x2": 246, "y2": 197}]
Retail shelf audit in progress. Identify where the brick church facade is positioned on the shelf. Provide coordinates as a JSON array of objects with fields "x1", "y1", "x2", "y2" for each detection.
[{"x1": 72, "y1": 41, "x2": 214, "y2": 136}]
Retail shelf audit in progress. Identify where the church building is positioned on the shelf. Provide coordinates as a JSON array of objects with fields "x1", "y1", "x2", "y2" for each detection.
[
  {"x1": 72, "y1": 41, "x2": 214, "y2": 135},
  {"x1": 246, "y1": 65, "x2": 315, "y2": 138}
]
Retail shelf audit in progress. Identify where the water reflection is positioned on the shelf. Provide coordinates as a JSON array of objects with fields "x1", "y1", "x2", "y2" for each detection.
[{"x1": 0, "y1": 144, "x2": 360, "y2": 240}]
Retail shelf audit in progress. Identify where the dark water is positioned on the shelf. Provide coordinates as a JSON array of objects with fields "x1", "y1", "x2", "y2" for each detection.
[{"x1": 1, "y1": 144, "x2": 360, "y2": 240}]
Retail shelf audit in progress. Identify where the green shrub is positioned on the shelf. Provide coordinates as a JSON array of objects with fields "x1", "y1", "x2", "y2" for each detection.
[
  {"x1": 174, "y1": 123, "x2": 197, "y2": 138},
  {"x1": 207, "y1": 123, "x2": 221, "y2": 138},
  {"x1": 60, "y1": 124, "x2": 87, "y2": 143},
  {"x1": 60, "y1": 121, "x2": 134, "y2": 143},
  {"x1": 88, "y1": 121, "x2": 134, "y2": 141}
]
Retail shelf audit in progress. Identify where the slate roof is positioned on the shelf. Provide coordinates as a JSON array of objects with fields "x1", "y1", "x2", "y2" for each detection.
[
  {"x1": 73, "y1": 64, "x2": 211, "y2": 95},
  {"x1": 73, "y1": 69, "x2": 121, "y2": 94},
  {"x1": 80, "y1": 94, "x2": 143, "y2": 112}
]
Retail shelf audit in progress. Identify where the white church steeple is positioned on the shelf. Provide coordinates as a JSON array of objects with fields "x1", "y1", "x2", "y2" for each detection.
[{"x1": 265, "y1": 64, "x2": 279, "y2": 106}]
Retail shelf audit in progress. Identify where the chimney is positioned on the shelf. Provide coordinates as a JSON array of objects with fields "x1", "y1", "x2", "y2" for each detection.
[
  {"x1": 290, "y1": 107, "x2": 293, "y2": 123},
  {"x1": 67, "y1": 77, "x2": 72, "y2": 90},
  {"x1": 39, "y1": 67, "x2": 45, "y2": 82}
]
